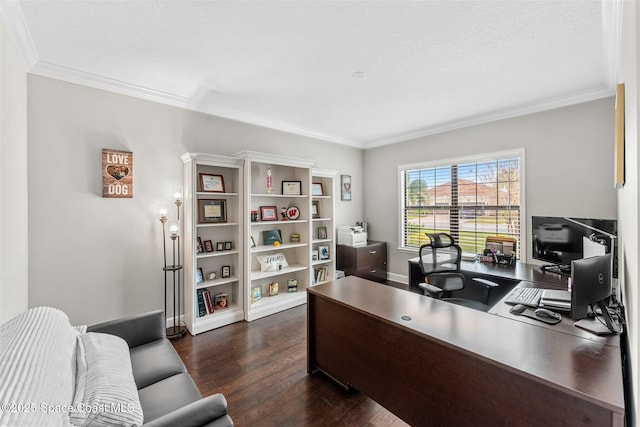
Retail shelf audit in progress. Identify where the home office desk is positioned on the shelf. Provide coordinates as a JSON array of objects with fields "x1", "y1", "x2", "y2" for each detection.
[{"x1": 307, "y1": 276, "x2": 625, "y2": 426}]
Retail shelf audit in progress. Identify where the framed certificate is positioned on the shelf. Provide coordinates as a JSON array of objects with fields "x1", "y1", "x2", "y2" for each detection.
[
  {"x1": 282, "y1": 180, "x2": 302, "y2": 195},
  {"x1": 198, "y1": 199, "x2": 227, "y2": 223},
  {"x1": 200, "y1": 173, "x2": 226, "y2": 193}
]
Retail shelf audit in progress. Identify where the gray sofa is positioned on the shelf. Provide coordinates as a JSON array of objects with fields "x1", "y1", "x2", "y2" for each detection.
[
  {"x1": 88, "y1": 310, "x2": 234, "y2": 427},
  {"x1": 0, "y1": 306, "x2": 232, "y2": 426}
]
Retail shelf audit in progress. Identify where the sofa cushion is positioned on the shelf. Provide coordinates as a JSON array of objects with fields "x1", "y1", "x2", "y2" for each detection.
[
  {"x1": 69, "y1": 332, "x2": 143, "y2": 427},
  {"x1": 129, "y1": 338, "x2": 186, "y2": 389},
  {"x1": 138, "y1": 373, "x2": 202, "y2": 423},
  {"x1": 0, "y1": 306, "x2": 77, "y2": 426}
]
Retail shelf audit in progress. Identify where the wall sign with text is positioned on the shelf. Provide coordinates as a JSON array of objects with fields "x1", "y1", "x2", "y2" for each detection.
[{"x1": 102, "y1": 149, "x2": 133, "y2": 198}]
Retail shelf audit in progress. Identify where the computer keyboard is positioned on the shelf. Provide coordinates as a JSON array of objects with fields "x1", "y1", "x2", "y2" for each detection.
[{"x1": 504, "y1": 287, "x2": 543, "y2": 308}]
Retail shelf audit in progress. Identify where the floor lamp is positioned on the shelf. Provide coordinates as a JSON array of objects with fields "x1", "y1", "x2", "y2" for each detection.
[{"x1": 159, "y1": 189, "x2": 187, "y2": 339}]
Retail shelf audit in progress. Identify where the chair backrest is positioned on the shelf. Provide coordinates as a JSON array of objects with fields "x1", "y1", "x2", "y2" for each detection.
[{"x1": 418, "y1": 233, "x2": 462, "y2": 275}]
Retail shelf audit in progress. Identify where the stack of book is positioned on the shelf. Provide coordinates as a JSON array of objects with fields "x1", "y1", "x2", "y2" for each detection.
[
  {"x1": 539, "y1": 289, "x2": 571, "y2": 312},
  {"x1": 313, "y1": 266, "x2": 328, "y2": 284}
]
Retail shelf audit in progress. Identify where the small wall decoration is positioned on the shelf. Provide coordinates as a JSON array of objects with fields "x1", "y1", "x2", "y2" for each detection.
[
  {"x1": 102, "y1": 149, "x2": 133, "y2": 198},
  {"x1": 341, "y1": 174, "x2": 351, "y2": 201}
]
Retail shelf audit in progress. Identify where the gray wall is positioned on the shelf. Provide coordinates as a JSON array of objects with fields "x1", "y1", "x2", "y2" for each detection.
[
  {"x1": 364, "y1": 97, "x2": 617, "y2": 282},
  {"x1": 0, "y1": 18, "x2": 28, "y2": 323},
  {"x1": 27, "y1": 75, "x2": 363, "y2": 325}
]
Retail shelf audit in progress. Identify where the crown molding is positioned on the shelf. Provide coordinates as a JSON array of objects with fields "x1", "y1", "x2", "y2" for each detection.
[
  {"x1": 0, "y1": 1, "x2": 38, "y2": 68},
  {"x1": 362, "y1": 86, "x2": 615, "y2": 149}
]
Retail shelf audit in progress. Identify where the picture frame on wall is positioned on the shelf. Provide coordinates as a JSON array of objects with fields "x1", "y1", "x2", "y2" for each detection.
[
  {"x1": 200, "y1": 173, "x2": 226, "y2": 193},
  {"x1": 341, "y1": 174, "x2": 352, "y2": 201},
  {"x1": 282, "y1": 180, "x2": 302, "y2": 195},
  {"x1": 311, "y1": 182, "x2": 324, "y2": 196},
  {"x1": 260, "y1": 205, "x2": 278, "y2": 221},
  {"x1": 198, "y1": 199, "x2": 227, "y2": 223}
]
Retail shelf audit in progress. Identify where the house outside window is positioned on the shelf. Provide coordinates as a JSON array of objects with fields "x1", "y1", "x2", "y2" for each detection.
[{"x1": 399, "y1": 150, "x2": 524, "y2": 258}]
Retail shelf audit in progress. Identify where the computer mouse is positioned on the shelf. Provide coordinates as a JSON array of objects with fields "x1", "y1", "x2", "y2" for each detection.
[{"x1": 534, "y1": 308, "x2": 562, "y2": 321}]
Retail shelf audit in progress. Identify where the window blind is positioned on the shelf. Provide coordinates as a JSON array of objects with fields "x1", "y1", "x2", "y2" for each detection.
[{"x1": 401, "y1": 155, "x2": 521, "y2": 257}]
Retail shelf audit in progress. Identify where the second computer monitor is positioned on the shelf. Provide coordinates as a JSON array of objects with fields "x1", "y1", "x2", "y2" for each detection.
[{"x1": 570, "y1": 253, "x2": 612, "y2": 320}]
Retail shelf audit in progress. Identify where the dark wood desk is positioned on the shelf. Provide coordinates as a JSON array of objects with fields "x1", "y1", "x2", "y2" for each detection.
[{"x1": 307, "y1": 276, "x2": 625, "y2": 426}]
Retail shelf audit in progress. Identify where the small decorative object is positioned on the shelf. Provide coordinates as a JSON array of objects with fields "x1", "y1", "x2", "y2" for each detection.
[
  {"x1": 224, "y1": 241, "x2": 232, "y2": 250},
  {"x1": 285, "y1": 205, "x2": 300, "y2": 220},
  {"x1": 290, "y1": 232, "x2": 301, "y2": 242},
  {"x1": 214, "y1": 292, "x2": 229, "y2": 309},
  {"x1": 318, "y1": 227, "x2": 327, "y2": 239},
  {"x1": 198, "y1": 199, "x2": 227, "y2": 223},
  {"x1": 269, "y1": 282, "x2": 279, "y2": 296},
  {"x1": 282, "y1": 180, "x2": 302, "y2": 195},
  {"x1": 256, "y1": 253, "x2": 289, "y2": 272},
  {"x1": 204, "y1": 240, "x2": 214, "y2": 253},
  {"x1": 312, "y1": 250, "x2": 319, "y2": 261},
  {"x1": 273, "y1": 241, "x2": 280, "y2": 247},
  {"x1": 251, "y1": 236, "x2": 256, "y2": 248},
  {"x1": 196, "y1": 237, "x2": 204, "y2": 253},
  {"x1": 252, "y1": 287, "x2": 262, "y2": 303},
  {"x1": 319, "y1": 245, "x2": 330, "y2": 260},
  {"x1": 200, "y1": 173, "x2": 225, "y2": 193},
  {"x1": 260, "y1": 205, "x2": 278, "y2": 221},
  {"x1": 251, "y1": 210, "x2": 259, "y2": 221},
  {"x1": 221, "y1": 265, "x2": 231, "y2": 278},
  {"x1": 287, "y1": 279, "x2": 298, "y2": 292},
  {"x1": 195, "y1": 268, "x2": 204, "y2": 284},
  {"x1": 311, "y1": 201, "x2": 320, "y2": 219},
  {"x1": 208, "y1": 271, "x2": 217, "y2": 280},
  {"x1": 311, "y1": 182, "x2": 324, "y2": 196},
  {"x1": 216, "y1": 242, "x2": 225, "y2": 251},
  {"x1": 281, "y1": 207, "x2": 288, "y2": 220},
  {"x1": 262, "y1": 230, "x2": 282, "y2": 245},
  {"x1": 341, "y1": 174, "x2": 352, "y2": 201},
  {"x1": 266, "y1": 166, "x2": 274, "y2": 194},
  {"x1": 102, "y1": 148, "x2": 133, "y2": 198}
]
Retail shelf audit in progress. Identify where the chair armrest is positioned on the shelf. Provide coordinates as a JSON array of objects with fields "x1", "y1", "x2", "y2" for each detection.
[
  {"x1": 419, "y1": 282, "x2": 444, "y2": 298},
  {"x1": 472, "y1": 278, "x2": 500, "y2": 288},
  {"x1": 142, "y1": 394, "x2": 231, "y2": 427},
  {"x1": 87, "y1": 310, "x2": 165, "y2": 348}
]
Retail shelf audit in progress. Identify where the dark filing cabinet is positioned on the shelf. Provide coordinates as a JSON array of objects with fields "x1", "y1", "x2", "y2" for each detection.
[{"x1": 337, "y1": 241, "x2": 387, "y2": 283}]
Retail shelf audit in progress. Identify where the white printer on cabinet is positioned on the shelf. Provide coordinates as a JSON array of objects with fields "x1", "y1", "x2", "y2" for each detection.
[{"x1": 338, "y1": 225, "x2": 367, "y2": 247}]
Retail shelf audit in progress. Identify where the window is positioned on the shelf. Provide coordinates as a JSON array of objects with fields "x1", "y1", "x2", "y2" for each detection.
[{"x1": 399, "y1": 150, "x2": 523, "y2": 258}]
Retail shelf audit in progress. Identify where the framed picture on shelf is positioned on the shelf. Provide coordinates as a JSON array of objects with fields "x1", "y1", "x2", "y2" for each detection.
[
  {"x1": 250, "y1": 236, "x2": 256, "y2": 248},
  {"x1": 215, "y1": 292, "x2": 229, "y2": 309},
  {"x1": 204, "y1": 240, "x2": 214, "y2": 253},
  {"x1": 282, "y1": 180, "x2": 302, "y2": 195},
  {"x1": 311, "y1": 201, "x2": 320, "y2": 218},
  {"x1": 196, "y1": 237, "x2": 204, "y2": 253},
  {"x1": 287, "y1": 279, "x2": 298, "y2": 292},
  {"x1": 200, "y1": 173, "x2": 226, "y2": 193},
  {"x1": 269, "y1": 282, "x2": 279, "y2": 296},
  {"x1": 341, "y1": 174, "x2": 352, "y2": 201},
  {"x1": 224, "y1": 241, "x2": 232, "y2": 250},
  {"x1": 198, "y1": 199, "x2": 227, "y2": 223},
  {"x1": 196, "y1": 268, "x2": 204, "y2": 284},
  {"x1": 251, "y1": 287, "x2": 261, "y2": 303},
  {"x1": 221, "y1": 265, "x2": 231, "y2": 278},
  {"x1": 319, "y1": 245, "x2": 330, "y2": 260},
  {"x1": 312, "y1": 250, "x2": 319, "y2": 261},
  {"x1": 260, "y1": 205, "x2": 278, "y2": 221},
  {"x1": 318, "y1": 226, "x2": 327, "y2": 239},
  {"x1": 263, "y1": 230, "x2": 282, "y2": 245},
  {"x1": 311, "y1": 182, "x2": 324, "y2": 196},
  {"x1": 216, "y1": 242, "x2": 225, "y2": 251}
]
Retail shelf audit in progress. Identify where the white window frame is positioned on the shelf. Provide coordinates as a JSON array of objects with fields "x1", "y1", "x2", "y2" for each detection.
[{"x1": 398, "y1": 149, "x2": 526, "y2": 260}]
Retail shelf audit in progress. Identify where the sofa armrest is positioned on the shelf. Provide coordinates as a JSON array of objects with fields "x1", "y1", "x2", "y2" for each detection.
[
  {"x1": 87, "y1": 310, "x2": 165, "y2": 348},
  {"x1": 142, "y1": 394, "x2": 232, "y2": 427}
]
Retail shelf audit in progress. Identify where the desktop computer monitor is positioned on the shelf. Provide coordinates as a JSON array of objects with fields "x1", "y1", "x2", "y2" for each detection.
[{"x1": 570, "y1": 253, "x2": 620, "y2": 333}]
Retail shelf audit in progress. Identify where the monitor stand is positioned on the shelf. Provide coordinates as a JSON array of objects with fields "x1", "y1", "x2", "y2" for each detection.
[{"x1": 574, "y1": 302, "x2": 621, "y2": 335}]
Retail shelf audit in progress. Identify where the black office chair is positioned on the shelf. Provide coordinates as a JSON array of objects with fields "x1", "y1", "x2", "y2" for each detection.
[{"x1": 418, "y1": 233, "x2": 499, "y2": 311}]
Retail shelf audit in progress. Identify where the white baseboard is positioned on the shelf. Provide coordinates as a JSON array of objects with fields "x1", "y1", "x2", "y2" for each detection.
[{"x1": 387, "y1": 272, "x2": 408, "y2": 285}]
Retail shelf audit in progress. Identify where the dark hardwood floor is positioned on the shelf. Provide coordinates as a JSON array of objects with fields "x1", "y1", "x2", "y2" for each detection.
[{"x1": 172, "y1": 302, "x2": 408, "y2": 427}]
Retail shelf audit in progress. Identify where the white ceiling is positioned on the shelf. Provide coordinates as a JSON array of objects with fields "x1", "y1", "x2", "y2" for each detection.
[{"x1": 1, "y1": 1, "x2": 623, "y2": 148}]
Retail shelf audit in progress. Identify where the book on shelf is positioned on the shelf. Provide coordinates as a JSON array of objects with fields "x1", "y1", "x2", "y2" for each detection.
[
  {"x1": 313, "y1": 266, "x2": 328, "y2": 284},
  {"x1": 197, "y1": 289, "x2": 207, "y2": 317},
  {"x1": 203, "y1": 289, "x2": 215, "y2": 315}
]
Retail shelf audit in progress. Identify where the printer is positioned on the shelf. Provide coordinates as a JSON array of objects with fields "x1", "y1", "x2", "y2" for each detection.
[{"x1": 338, "y1": 225, "x2": 367, "y2": 247}]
